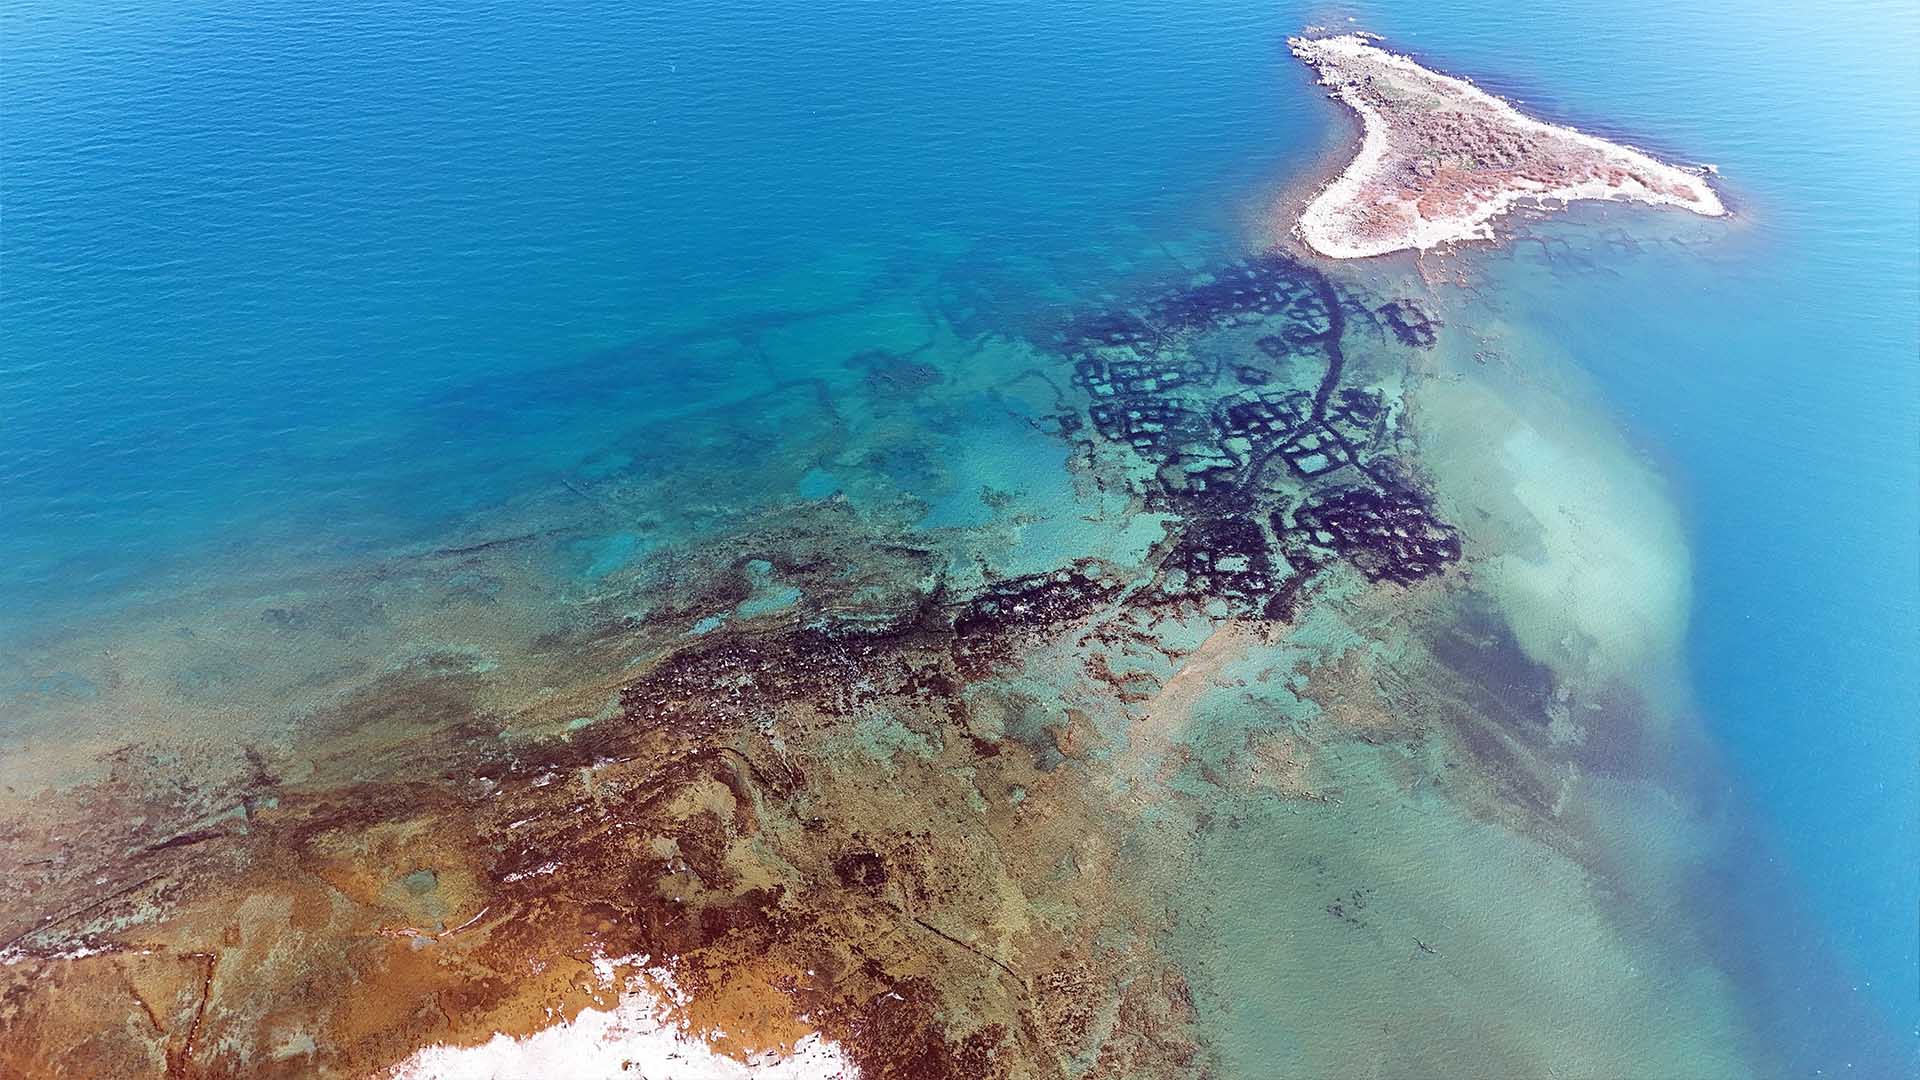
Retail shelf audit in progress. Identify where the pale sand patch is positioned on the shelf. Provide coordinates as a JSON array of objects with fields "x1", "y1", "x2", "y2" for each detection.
[
  {"x1": 1170, "y1": 762, "x2": 1754, "y2": 1078},
  {"x1": 1288, "y1": 34, "x2": 1724, "y2": 259},
  {"x1": 1409, "y1": 323, "x2": 1692, "y2": 697},
  {"x1": 1113, "y1": 620, "x2": 1261, "y2": 785}
]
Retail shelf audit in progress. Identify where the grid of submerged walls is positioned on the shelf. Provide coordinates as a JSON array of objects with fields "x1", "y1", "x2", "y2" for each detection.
[{"x1": 1044, "y1": 252, "x2": 1458, "y2": 621}]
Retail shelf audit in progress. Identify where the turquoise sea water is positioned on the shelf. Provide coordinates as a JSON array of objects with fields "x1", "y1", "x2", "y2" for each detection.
[{"x1": 4, "y1": 0, "x2": 1916, "y2": 1073}]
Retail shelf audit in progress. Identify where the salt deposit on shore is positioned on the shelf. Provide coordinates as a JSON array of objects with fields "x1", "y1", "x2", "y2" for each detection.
[
  {"x1": 1288, "y1": 34, "x2": 1724, "y2": 259},
  {"x1": 386, "y1": 980, "x2": 856, "y2": 1080}
]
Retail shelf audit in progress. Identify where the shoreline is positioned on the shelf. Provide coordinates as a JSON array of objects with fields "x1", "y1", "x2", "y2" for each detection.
[{"x1": 1286, "y1": 34, "x2": 1726, "y2": 260}]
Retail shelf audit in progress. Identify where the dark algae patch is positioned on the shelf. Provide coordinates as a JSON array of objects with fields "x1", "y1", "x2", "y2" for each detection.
[{"x1": 1054, "y1": 253, "x2": 1459, "y2": 622}]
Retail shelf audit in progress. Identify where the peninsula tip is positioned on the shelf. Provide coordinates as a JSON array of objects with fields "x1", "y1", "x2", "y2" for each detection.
[{"x1": 1287, "y1": 33, "x2": 1725, "y2": 259}]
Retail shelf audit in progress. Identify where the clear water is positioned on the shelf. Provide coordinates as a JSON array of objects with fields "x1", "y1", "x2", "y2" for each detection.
[{"x1": 3, "y1": 0, "x2": 1915, "y2": 1072}]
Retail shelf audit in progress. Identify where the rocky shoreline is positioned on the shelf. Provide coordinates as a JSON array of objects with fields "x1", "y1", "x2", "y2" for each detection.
[{"x1": 1287, "y1": 34, "x2": 1724, "y2": 259}]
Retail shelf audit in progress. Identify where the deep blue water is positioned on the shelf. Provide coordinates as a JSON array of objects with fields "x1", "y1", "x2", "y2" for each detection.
[
  {"x1": 5, "y1": 0, "x2": 1916, "y2": 1068},
  {"x1": 3, "y1": 0, "x2": 1313, "y2": 620}
]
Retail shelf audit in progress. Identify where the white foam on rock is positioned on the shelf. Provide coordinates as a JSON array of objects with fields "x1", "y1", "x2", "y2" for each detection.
[
  {"x1": 1288, "y1": 34, "x2": 1725, "y2": 259},
  {"x1": 385, "y1": 978, "x2": 856, "y2": 1080}
]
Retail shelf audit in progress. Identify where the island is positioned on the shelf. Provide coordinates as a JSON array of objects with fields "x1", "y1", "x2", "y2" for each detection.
[{"x1": 1287, "y1": 33, "x2": 1725, "y2": 259}]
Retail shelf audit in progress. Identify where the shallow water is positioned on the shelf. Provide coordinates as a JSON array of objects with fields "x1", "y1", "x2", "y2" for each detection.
[{"x1": 2, "y1": 0, "x2": 1914, "y2": 1075}]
